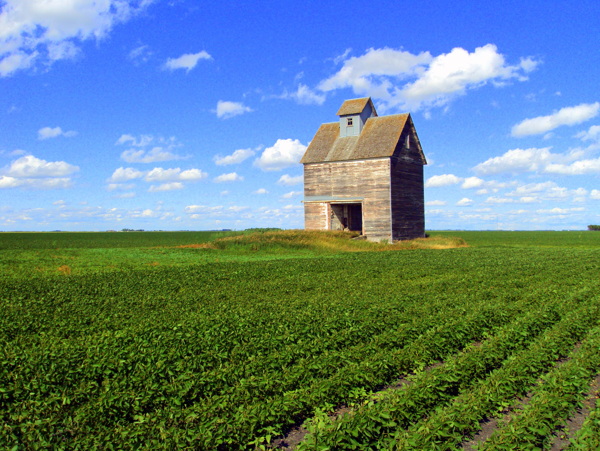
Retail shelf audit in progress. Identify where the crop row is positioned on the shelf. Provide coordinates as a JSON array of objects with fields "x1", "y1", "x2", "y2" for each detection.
[
  {"x1": 1, "y1": 247, "x2": 600, "y2": 448},
  {"x1": 390, "y1": 298, "x2": 600, "y2": 450},
  {"x1": 298, "y1": 295, "x2": 600, "y2": 449},
  {"x1": 478, "y1": 324, "x2": 600, "y2": 449}
]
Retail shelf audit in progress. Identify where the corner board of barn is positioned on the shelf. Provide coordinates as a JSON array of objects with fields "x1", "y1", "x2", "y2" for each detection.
[{"x1": 300, "y1": 97, "x2": 427, "y2": 242}]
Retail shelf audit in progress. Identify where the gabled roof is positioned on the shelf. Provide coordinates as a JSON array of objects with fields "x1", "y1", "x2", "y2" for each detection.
[
  {"x1": 336, "y1": 97, "x2": 377, "y2": 116},
  {"x1": 301, "y1": 113, "x2": 426, "y2": 164}
]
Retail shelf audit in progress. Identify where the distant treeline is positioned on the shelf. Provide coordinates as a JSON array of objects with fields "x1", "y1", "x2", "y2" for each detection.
[{"x1": 588, "y1": 225, "x2": 600, "y2": 231}]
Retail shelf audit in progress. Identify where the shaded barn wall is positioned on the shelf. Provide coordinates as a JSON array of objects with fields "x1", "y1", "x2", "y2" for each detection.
[
  {"x1": 390, "y1": 128, "x2": 425, "y2": 240},
  {"x1": 303, "y1": 158, "x2": 392, "y2": 241}
]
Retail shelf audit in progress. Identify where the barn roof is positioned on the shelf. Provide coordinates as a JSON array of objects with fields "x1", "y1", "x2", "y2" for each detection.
[
  {"x1": 301, "y1": 113, "x2": 426, "y2": 164},
  {"x1": 336, "y1": 97, "x2": 377, "y2": 116}
]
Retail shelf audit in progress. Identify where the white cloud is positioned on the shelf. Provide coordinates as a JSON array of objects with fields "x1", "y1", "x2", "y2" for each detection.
[
  {"x1": 505, "y1": 181, "x2": 589, "y2": 203},
  {"x1": 281, "y1": 84, "x2": 326, "y2": 105},
  {"x1": 121, "y1": 147, "x2": 185, "y2": 163},
  {"x1": 185, "y1": 205, "x2": 224, "y2": 214},
  {"x1": 474, "y1": 147, "x2": 553, "y2": 175},
  {"x1": 214, "y1": 172, "x2": 243, "y2": 183},
  {"x1": 0, "y1": 176, "x2": 72, "y2": 189},
  {"x1": 426, "y1": 200, "x2": 446, "y2": 206},
  {"x1": 108, "y1": 167, "x2": 144, "y2": 182},
  {"x1": 457, "y1": 198, "x2": 473, "y2": 206},
  {"x1": 461, "y1": 176, "x2": 485, "y2": 189},
  {"x1": 474, "y1": 146, "x2": 600, "y2": 176},
  {"x1": 318, "y1": 44, "x2": 538, "y2": 112},
  {"x1": 113, "y1": 191, "x2": 135, "y2": 199},
  {"x1": 128, "y1": 44, "x2": 152, "y2": 65},
  {"x1": 4, "y1": 155, "x2": 78, "y2": 177},
  {"x1": 215, "y1": 100, "x2": 253, "y2": 119},
  {"x1": 148, "y1": 182, "x2": 184, "y2": 192},
  {"x1": 254, "y1": 139, "x2": 307, "y2": 171},
  {"x1": 254, "y1": 188, "x2": 268, "y2": 194},
  {"x1": 545, "y1": 158, "x2": 600, "y2": 175},
  {"x1": 425, "y1": 174, "x2": 462, "y2": 188},
  {"x1": 508, "y1": 181, "x2": 558, "y2": 196},
  {"x1": 214, "y1": 148, "x2": 256, "y2": 165},
  {"x1": 277, "y1": 174, "x2": 304, "y2": 186},
  {"x1": 145, "y1": 167, "x2": 207, "y2": 182},
  {"x1": 164, "y1": 50, "x2": 212, "y2": 72},
  {"x1": 107, "y1": 183, "x2": 135, "y2": 191},
  {"x1": 0, "y1": 0, "x2": 154, "y2": 77},
  {"x1": 401, "y1": 45, "x2": 537, "y2": 110},
  {"x1": 319, "y1": 47, "x2": 432, "y2": 96},
  {"x1": 485, "y1": 196, "x2": 515, "y2": 204},
  {"x1": 0, "y1": 155, "x2": 79, "y2": 189},
  {"x1": 116, "y1": 134, "x2": 187, "y2": 163},
  {"x1": 282, "y1": 191, "x2": 302, "y2": 198},
  {"x1": 576, "y1": 125, "x2": 600, "y2": 142},
  {"x1": 116, "y1": 134, "x2": 154, "y2": 146},
  {"x1": 591, "y1": 189, "x2": 600, "y2": 200},
  {"x1": 38, "y1": 126, "x2": 77, "y2": 140},
  {"x1": 511, "y1": 103, "x2": 600, "y2": 137}
]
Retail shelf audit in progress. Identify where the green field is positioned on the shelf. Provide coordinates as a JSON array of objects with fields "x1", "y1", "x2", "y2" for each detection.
[{"x1": 1, "y1": 230, "x2": 600, "y2": 449}]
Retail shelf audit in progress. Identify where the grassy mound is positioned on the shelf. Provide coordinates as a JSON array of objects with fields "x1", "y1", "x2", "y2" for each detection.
[{"x1": 185, "y1": 230, "x2": 468, "y2": 254}]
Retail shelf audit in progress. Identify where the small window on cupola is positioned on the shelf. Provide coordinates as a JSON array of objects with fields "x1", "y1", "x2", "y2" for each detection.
[{"x1": 347, "y1": 117, "x2": 353, "y2": 126}]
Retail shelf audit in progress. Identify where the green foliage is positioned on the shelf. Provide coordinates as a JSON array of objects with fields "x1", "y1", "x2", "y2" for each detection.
[
  {"x1": 588, "y1": 225, "x2": 600, "y2": 231},
  {"x1": 0, "y1": 232, "x2": 599, "y2": 448}
]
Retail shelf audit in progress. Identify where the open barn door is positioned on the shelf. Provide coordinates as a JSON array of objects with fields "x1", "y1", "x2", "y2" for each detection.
[{"x1": 330, "y1": 203, "x2": 363, "y2": 234}]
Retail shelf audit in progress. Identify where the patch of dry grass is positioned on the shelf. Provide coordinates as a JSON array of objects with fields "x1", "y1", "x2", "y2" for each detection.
[{"x1": 176, "y1": 230, "x2": 468, "y2": 254}]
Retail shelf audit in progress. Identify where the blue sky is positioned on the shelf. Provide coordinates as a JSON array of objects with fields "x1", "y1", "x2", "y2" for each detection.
[{"x1": 1, "y1": 0, "x2": 599, "y2": 232}]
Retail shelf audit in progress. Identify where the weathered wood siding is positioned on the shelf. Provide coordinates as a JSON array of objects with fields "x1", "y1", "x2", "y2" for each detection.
[
  {"x1": 304, "y1": 202, "x2": 328, "y2": 230},
  {"x1": 390, "y1": 134, "x2": 425, "y2": 240},
  {"x1": 304, "y1": 159, "x2": 392, "y2": 241}
]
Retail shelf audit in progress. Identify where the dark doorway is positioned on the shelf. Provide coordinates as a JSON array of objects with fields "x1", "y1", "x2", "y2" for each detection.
[{"x1": 330, "y1": 203, "x2": 363, "y2": 233}]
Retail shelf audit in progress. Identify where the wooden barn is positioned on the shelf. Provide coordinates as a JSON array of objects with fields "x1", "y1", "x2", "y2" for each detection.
[{"x1": 300, "y1": 97, "x2": 427, "y2": 242}]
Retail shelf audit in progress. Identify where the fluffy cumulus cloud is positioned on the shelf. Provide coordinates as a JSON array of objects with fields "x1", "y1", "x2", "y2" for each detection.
[
  {"x1": 511, "y1": 103, "x2": 600, "y2": 137},
  {"x1": 461, "y1": 176, "x2": 485, "y2": 189},
  {"x1": 254, "y1": 139, "x2": 307, "y2": 171},
  {"x1": 474, "y1": 147, "x2": 554, "y2": 175},
  {"x1": 318, "y1": 44, "x2": 538, "y2": 111},
  {"x1": 496, "y1": 181, "x2": 590, "y2": 204},
  {"x1": 591, "y1": 189, "x2": 600, "y2": 200},
  {"x1": 215, "y1": 100, "x2": 253, "y2": 119},
  {"x1": 277, "y1": 174, "x2": 303, "y2": 186},
  {"x1": 545, "y1": 158, "x2": 600, "y2": 175},
  {"x1": 38, "y1": 126, "x2": 77, "y2": 140},
  {"x1": 107, "y1": 167, "x2": 144, "y2": 182},
  {"x1": 116, "y1": 134, "x2": 187, "y2": 163},
  {"x1": 145, "y1": 167, "x2": 207, "y2": 182},
  {"x1": 425, "y1": 174, "x2": 462, "y2": 188},
  {"x1": 0, "y1": 0, "x2": 155, "y2": 77},
  {"x1": 213, "y1": 172, "x2": 243, "y2": 183},
  {"x1": 576, "y1": 125, "x2": 600, "y2": 142},
  {"x1": 214, "y1": 148, "x2": 256, "y2": 165},
  {"x1": 107, "y1": 166, "x2": 207, "y2": 192},
  {"x1": 457, "y1": 198, "x2": 473, "y2": 206},
  {"x1": 0, "y1": 155, "x2": 79, "y2": 189},
  {"x1": 474, "y1": 147, "x2": 600, "y2": 176},
  {"x1": 163, "y1": 50, "x2": 212, "y2": 72}
]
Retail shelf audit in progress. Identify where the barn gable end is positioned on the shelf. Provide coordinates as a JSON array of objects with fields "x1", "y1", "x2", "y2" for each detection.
[{"x1": 301, "y1": 97, "x2": 426, "y2": 242}]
